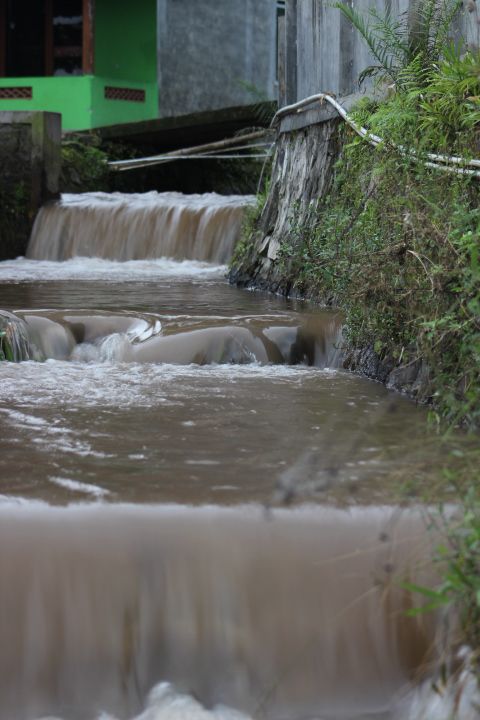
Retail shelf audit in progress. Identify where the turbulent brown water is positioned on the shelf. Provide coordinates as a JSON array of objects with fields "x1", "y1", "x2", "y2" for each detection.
[
  {"x1": 0, "y1": 192, "x2": 477, "y2": 720},
  {"x1": 0, "y1": 504, "x2": 436, "y2": 720},
  {"x1": 27, "y1": 193, "x2": 254, "y2": 263}
]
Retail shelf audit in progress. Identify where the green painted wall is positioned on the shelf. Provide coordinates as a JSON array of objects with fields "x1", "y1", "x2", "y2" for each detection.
[
  {"x1": 0, "y1": 0, "x2": 158, "y2": 131},
  {"x1": 91, "y1": 77, "x2": 158, "y2": 128},
  {"x1": 0, "y1": 75, "x2": 158, "y2": 131},
  {"x1": 0, "y1": 77, "x2": 93, "y2": 130},
  {"x1": 95, "y1": 0, "x2": 157, "y2": 84}
]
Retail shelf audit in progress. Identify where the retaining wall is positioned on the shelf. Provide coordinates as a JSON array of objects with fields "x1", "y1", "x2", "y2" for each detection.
[{"x1": 0, "y1": 112, "x2": 61, "y2": 260}]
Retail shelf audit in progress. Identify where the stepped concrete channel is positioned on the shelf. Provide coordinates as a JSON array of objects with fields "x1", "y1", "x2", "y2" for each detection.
[{"x1": 0, "y1": 191, "x2": 477, "y2": 720}]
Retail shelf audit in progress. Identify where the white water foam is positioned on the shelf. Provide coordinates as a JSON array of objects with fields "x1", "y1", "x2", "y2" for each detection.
[
  {"x1": 0, "y1": 406, "x2": 115, "y2": 459},
  {"x1": 48, "y1": 477, "x2": 111, "y2": 498},
  {"x1": 0, "y1": 495, "x2": 49, "y2": 508},
  {"x1": 394, "y1": 647, "x2": 480, "y2": 719},
  {"x1": 70, "y1": 333, "x2": 135, "y2": 363},
  {"x1": 98, "y1": 682, "x2": 253, "y2": 720},
  {"x1": 0, "y1": 361, "x2": 338, "y2": 410},
  {"x1": 0, "y1": 257, "x2": 226, "y2": 283}
]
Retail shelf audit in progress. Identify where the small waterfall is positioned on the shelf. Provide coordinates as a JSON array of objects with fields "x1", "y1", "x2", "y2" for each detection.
[
  {"x1": 0, "y1": 504, "x2": 438, "y2": 720},
  {"x1": 27, "y1": 192, "x2": 256, "y2": 263},
  {"x1": 11, "y1": 310, "x2": 343, "y2": 367}
]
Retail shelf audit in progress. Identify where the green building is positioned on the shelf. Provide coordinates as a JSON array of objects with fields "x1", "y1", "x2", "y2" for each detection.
[
  {"x1": 0, "y1": 0, "x2": 278, "y2": 133},
  {"x1": 0, "y1": 0, "x2": 159, "y2": 131}
]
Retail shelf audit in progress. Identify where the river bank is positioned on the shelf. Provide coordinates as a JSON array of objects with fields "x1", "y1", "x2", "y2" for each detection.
[
  {"x1": 227, "y1": 88, "x2": 480, "y2": 699},
  {"x1": 229, "y1": 114, "x2": 480, "y2": 429}
]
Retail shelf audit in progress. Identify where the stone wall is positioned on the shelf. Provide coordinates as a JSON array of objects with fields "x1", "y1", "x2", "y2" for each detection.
[
  {"x1": 0, "y1": 112, "x2": 61, "y2": 260},
  {"x1": 228, "y1": 118, "x2": 430, "y2": 400},
  {"x1": 229, "y1": 117, "x2": 341, "y2": 295}
]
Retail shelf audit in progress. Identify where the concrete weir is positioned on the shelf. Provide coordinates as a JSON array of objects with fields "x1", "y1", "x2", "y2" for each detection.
[{"x1": 0, "y1": 111, "x2": 61, "y2": 260}]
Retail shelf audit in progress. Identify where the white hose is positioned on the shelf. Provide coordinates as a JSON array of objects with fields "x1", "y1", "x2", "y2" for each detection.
[{"x1": 272, "y1": 93, "x2": 480, "y2": 178}]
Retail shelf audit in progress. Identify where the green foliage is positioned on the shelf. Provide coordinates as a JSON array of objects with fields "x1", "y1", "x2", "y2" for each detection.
[
  {"x1": 0, "y1": 330, "x2": 14, "y2": 362},
  {"x1": 405, "y1": 480, "x2": 480, "y2": 662},
  {"x1": 0, "y1": 181, "x2": 28, "y2": 218},
  {"x1": 61, "y1": 140, "x2": 110, "y2": 193},
  {"x1": 269, "y1": 14, "x2": 480, "y2": 426},
  {"x1": 230, "y1": 181, "x2": 270, "y2": 268},
  {"x1": 264, "y1": 1, "x2": 480, "y2": 680},
  {"x1": 350, "y1": 49, "x2": 480, "y2": 154},
  {"x1": 0, "y1": 181, "x2": 30, "y2": 257},
  {"x1": 416, "y1": 45, "x2": 480, "y2": 149},
  {"x1": 276, "y1": 123, "x2": 480, "y2": 425},
  {"x1": 337, "y1": 0, "x2": 480, "y2": 154},
  {"x1": 335, "y1": 0, "x2": 461, "y2": 87}
]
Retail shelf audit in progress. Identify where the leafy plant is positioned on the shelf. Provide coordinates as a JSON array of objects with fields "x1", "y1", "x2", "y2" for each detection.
[
  {"x1": 0, "y1": 329, "x2": 13, "y2": 362},
  {"x1": 61, "y1": 141, "x2": 110, "y2": 193},
  {"x1": 230, "y1": 179, "x2": 271, "y2": 269},
  {"x1": 417, "y1": 45, "x2": 480, "y2": 148},
  {"x1": 334, "y1": 0, "x2": 462, "y2": 88},
  {"x1": 404, "y1": 482, "x2": 480, "y2": 661}
]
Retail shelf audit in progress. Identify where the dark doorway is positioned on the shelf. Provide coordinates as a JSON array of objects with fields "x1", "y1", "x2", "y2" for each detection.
[
  {"x1": 0, "y1": 0, "x2": 83, "y2": 78},
  {"x1": 6, "y1": 0, "x2": 46, "y2": 77}
]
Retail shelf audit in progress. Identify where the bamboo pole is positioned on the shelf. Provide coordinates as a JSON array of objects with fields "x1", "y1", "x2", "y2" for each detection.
[{"x1": 108, "y1": 130, "x2": 272, "y2": 171}]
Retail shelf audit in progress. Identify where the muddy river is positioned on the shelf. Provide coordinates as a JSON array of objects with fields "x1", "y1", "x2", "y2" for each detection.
[{"x1": 0, "y1": 193, "x2": 472, "y2": 720}]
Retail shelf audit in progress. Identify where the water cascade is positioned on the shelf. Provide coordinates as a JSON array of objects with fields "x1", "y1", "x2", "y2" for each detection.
[
  {"x1": 27, "y1": 192, "x2": 256, "y2": 263},
  {"x1": 1, "y1": 191, "x2": 478, "y2": 720},
  {"x1": 0, "y1": 504, "x2": 437, "y2": 720},
  {"x1": 10, "y1": 309, "x2": 343, "y2": 367}
]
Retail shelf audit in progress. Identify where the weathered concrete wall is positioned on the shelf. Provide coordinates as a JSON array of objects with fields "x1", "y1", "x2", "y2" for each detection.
[
  {"x1": 291, "y1": 0, "x2": 409, "y2": 101},
  {"x1": 228, "y1": 123, "x2": 430, "y2": 399},
  {"x1": 280, "y1": 0, "x2": 480, "y2": 130},
  {"x1": 230, "y1": 0, "x2": 480, "y2": 402},
  {"x1": 231, "y1": 0, "x2": 480, "y2": 290},
  {"x1": 229, "y1": 118, "x2": 341, "y2": 294},
  {"x1": 157, "y1": 0, "x2": 277, "y2": 117},
  {"x1": 0, "y1": 112, "x2": 61, "y2": 260}
]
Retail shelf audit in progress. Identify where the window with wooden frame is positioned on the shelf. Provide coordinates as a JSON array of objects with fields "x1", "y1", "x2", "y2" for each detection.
[
  {"x1": 0, "y1": 0, "x2": 93, "y2": 78},
  {"x1": 51, "y1": 0, "x2": 83, "y2": 76}
]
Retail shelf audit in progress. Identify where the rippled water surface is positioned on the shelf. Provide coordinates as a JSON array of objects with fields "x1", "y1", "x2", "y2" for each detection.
[
  {"x1": 0, "y1": 221, "x2": 474, "y2": 720},
  {"x1": 0, "y1": 259, "x2": 457, "y2": 507}
]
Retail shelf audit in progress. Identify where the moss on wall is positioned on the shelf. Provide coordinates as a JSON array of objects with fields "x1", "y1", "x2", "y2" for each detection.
[{"x1": 0, "y1": 181, "x2": 31, "y2": 260}]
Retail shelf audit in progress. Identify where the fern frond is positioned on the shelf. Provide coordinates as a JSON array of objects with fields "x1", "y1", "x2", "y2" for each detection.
[
  {"x1": 334, "y1": 3, "x2": 397, "y2": 82},
  {"x1": 431, "y1": 0, "x2": 463, "y2": 56},
  {"x1": 358, "y1": 65, "x2": 385, "y2": 87},
  {"x1": 369, "y1": 8, "x2": 410, "y2": 66}
]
